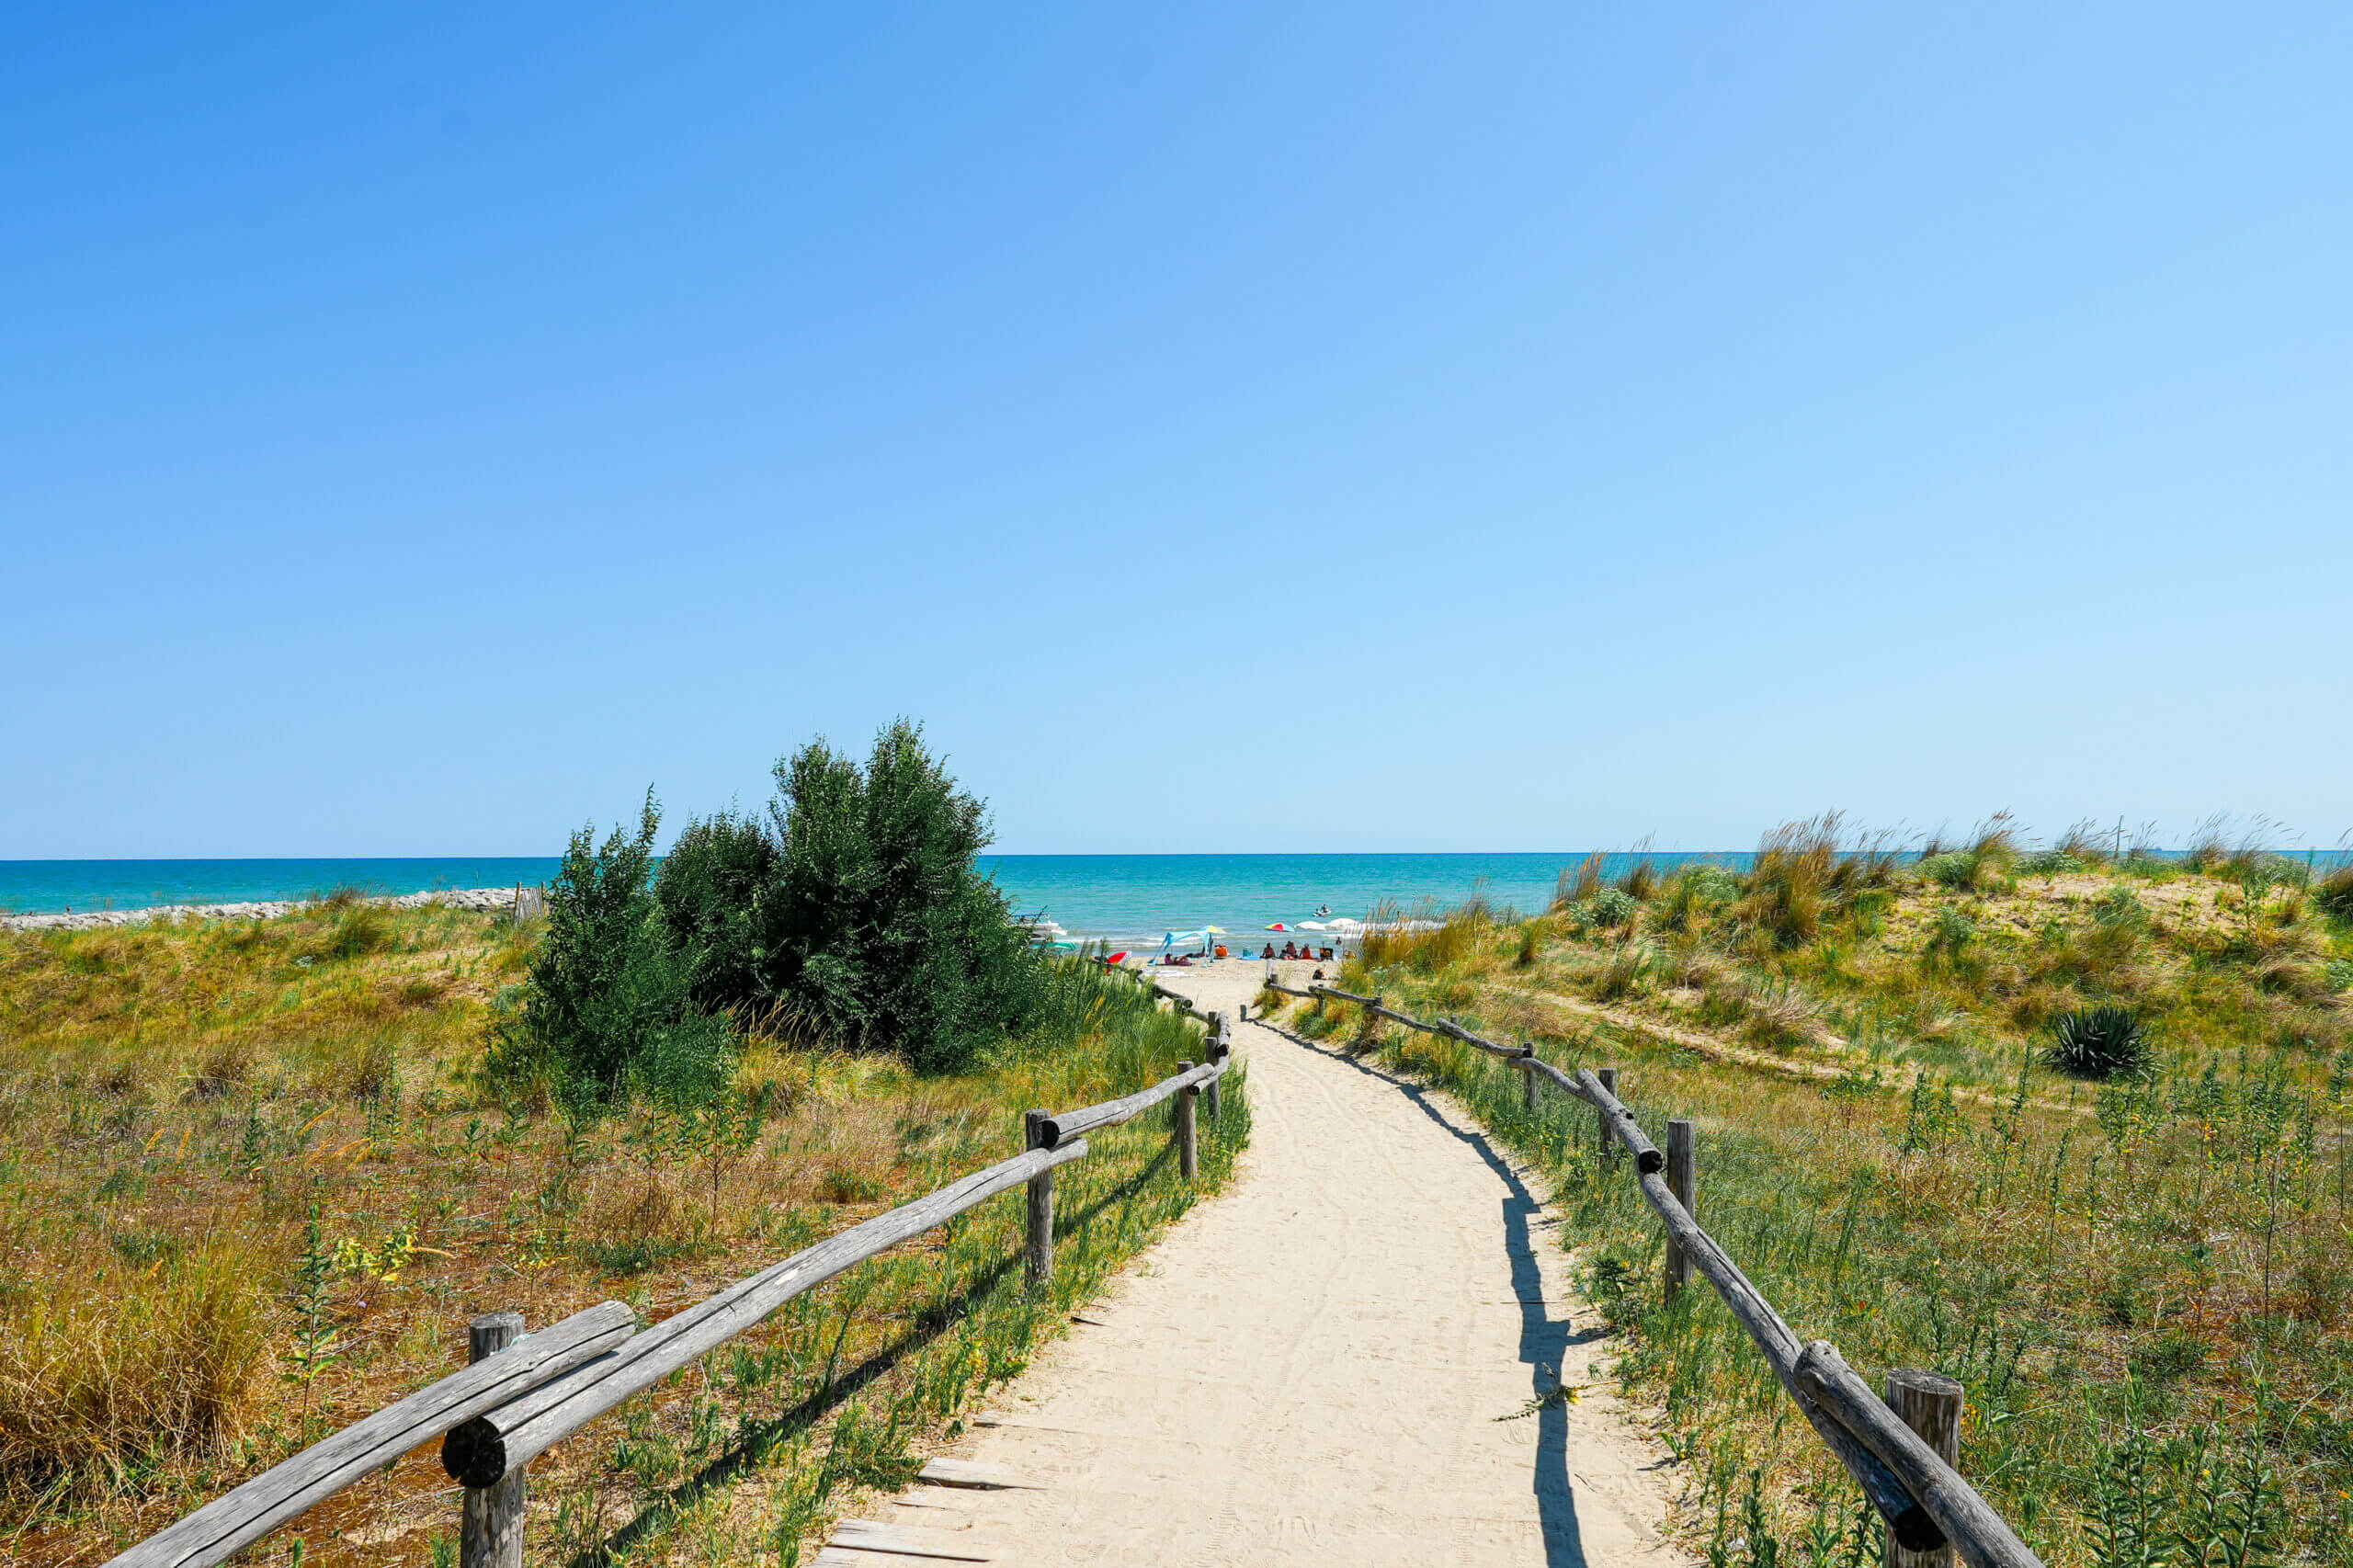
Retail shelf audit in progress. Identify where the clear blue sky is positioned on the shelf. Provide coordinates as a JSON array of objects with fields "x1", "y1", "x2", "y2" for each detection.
[{"x1": 6, "y1": 4, "x2": 2347, "y2": 858}]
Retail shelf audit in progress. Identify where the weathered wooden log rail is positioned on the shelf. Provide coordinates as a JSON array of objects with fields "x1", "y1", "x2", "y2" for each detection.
[
  {"x1": 108, "y1": 1003, "x2": 1236, "y2": 1568},
  {"x1": 1256, "y1": 977, "x2": 2039, "y2": 1568}
]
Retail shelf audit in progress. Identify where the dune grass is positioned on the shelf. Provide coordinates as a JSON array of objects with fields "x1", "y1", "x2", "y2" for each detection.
[
  {"x1": 0, "y1": 907, "x2": 1245, "y2": 1567},
  {"x1": 1267, "y1": 822, "x2": 2353, "y2": 1568}
]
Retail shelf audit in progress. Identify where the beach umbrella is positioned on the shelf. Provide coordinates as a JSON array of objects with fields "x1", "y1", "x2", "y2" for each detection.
[
  {"x1": 1297, "y1": 921, "x2": 1328, "y2": 931},
  {"x1": 1265, "y1": 922, "x2": 1287, "y2": 931}
]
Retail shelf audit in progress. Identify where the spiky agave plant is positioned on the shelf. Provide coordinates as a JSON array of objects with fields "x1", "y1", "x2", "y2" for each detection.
[{"x1": 2046, "y1": 1005, "x2": 2150, "y2": 1079}]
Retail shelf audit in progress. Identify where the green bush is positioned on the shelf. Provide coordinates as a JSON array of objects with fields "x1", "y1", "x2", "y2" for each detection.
[
  {"x1": 765, "y1": 722, "x2": 1044, "y2": 1072},
  {"x1": 1917, "y1": 852, "x2": 1974, "y2": 889},
  {"x1": 494, "y1": 794, "x2": 733, "y2": 1107},
  {"x1": 1583, "y1": 889, "x2": 1638, "y2": 930},
  {"x1": 653, "y1": 809, "x2": 780, "y2": 1014},
  {"x1": 503, "y1": 723, "x2": 1051, "y2": 1087},
  {"x1": 2045, "y1": 1005, "x2": 2151, "y2": 1080}
]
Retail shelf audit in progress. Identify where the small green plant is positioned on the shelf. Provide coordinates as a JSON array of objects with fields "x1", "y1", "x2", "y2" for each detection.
[
  {"x1": 1586, "y1": 889, "x2": 1638, "y2": 930},
  {"x1": 284, "y1": 1205, "x2": 343, "y2": 1421},
  {"x1": 1923, "y1": 906, "x2": 1977, "y2": 967},
  {"x1": 2047, "y1": 1005, "x2": 2151, "y2": 1080}
]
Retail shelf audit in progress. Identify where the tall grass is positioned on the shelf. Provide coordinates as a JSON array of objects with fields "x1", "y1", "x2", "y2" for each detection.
[
  {"x1": 1273, "y1": 816, "x2": 2353, "y2": 1568},
  {"x1": 0, "y1": 911, "x2": 1247, "y2": 1566}
]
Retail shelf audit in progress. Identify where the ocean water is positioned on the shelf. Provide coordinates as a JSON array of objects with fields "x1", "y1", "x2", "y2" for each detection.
[
  {"x1": 982, "y1": 853, "x2": 1738, "y2": 946},
  {"x1": 0, "y1": 859, "x2": 568, "y2": 916},
  {"x1": 16, "y1": 849, "x2": 2332, "y2": 942},
  {"x1": 0, "y1": 852, "x2": 1737, "y2": 940}
]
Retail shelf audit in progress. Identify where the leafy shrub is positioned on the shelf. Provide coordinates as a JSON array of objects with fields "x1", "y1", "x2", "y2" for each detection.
[
  {"x1": 2046, "y1": 1006, "x2": 2151, "y2": 1080},
  {"x1": 764, "y1": 722, "x2": 1043, "y2": 1072},
  {"x1": 1917, "y1": 853, "x2": 1974, "y2": 890},
  {"x1": 495, "y1": 794, "x2": 733, "y2": 1106},
  {"x1": 653, "y1": 809, "x2": 780, "y2": 1013},
  {"x1": 1652, "y1": 865, "x2": 1738, "y2": 932},
  {"x1": 2018, "y1": 848, "x2": 2086, "y2": 875},
  {"x1": 2326, "y1": 960, "x2": 2353, "y2": 995},
  {"x1": 1586, "y1": 889, "x2": 1638, "y2": 929}
]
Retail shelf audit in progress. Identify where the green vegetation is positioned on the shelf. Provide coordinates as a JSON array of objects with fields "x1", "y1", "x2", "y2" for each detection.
[
  {"x1": 1267, "y1": 819, "x2": 2353, "y2": 1568},
  {"x1": 2047, "y1": 1006, "x2": 2153, "y2": 1081},
  {"x1": 492, "y1": 792, "x2": 735, "y2": 1106},
  {"x1": 497, "y1": 721, "x2": 1051, "y2": 1105},
  {"x1": 0, "y1": 730, "x2": 1247, "y2": 1567}
]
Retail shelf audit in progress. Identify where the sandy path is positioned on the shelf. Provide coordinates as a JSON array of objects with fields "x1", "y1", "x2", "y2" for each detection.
[{"x1": 841, "y1": 960, "x2": 1692, "y2": 1568}]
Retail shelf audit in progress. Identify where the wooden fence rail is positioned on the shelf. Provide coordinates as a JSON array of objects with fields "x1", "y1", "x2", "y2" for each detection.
[
  {"x1": 1259, "y1": 976, "x2": 2040, "y2": 1568},
  {"x1": 106, "y1": 1005, "x2": 1234, "y2": 1568}
]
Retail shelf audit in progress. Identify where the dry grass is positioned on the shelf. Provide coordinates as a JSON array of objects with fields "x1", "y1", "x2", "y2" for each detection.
[
  {"x1": 0, "y1": 911, "x2": 1246, "y2": 1567},
  {"x1": 1257, "y1": 823, "x2": 2353, "y2": 1568}
]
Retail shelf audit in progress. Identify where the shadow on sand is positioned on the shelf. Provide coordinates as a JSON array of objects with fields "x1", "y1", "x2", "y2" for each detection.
[{"x1": 1267, "y1": 1017, "x2": 1602, "y2": 1568}]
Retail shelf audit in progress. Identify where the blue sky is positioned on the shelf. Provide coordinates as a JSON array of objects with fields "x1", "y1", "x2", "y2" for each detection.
[{"x1": 5, "y1": 3, "x2": 2347, "y2": 857}]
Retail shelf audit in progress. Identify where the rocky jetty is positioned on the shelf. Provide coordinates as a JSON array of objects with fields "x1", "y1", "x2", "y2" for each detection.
[{"x1": 1, "y1": 885, "x2": 543, "y2": 934}]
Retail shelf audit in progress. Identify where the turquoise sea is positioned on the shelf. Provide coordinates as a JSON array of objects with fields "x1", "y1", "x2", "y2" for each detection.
[
  {"x1": 0, "y1": 853, "x2": 1739, "y2": 942},
  {"x1": 13, "y1": 849, "x2": 2335, "y2": 944}
]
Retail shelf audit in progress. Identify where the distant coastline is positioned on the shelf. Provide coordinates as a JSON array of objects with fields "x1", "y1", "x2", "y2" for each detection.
[{"x1": 1, "y1": 885, "x2": 531, "y2": 934}]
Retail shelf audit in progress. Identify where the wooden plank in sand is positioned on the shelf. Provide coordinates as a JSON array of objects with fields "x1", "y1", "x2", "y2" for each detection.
[
  {"x1": 823, "y1": 1519, "x2": 990, "y2": 1560},
  {"x1": 915, "y1": 1458, "x2": 1041, "y2": 1490}
]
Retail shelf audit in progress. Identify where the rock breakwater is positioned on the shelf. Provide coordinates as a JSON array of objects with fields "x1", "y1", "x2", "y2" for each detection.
[{"x1": 1, "y1": 886, "x2": 543, "y2": 934}]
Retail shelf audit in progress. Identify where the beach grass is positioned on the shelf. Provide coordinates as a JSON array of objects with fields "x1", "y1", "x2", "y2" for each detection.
[
  {"x1": 0, "y1": 906, "x2": 1245, "y2": 1566},
  {"x1": 1260, "y1": 823, "x2": 2353, "y2": 1568}
]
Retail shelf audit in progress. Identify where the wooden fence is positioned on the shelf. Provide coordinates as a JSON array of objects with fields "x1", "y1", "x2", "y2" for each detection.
[
  {"x1": 106, "y1": 1013, "x2": 1235, "y2": 1568},
  {"x1": 1257, "y1": 978, "x2": 2040, "y2": 1568}
]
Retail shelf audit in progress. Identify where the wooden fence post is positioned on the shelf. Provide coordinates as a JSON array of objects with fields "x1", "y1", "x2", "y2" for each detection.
[
  {"x1": 1595, "y1": 1067, "x2": 1620, "y2": 1175},
  {"x1": 1519, "y1": 1045, "x2": 1537, "y2": 1112},
  {"x1": 460, "y1": 1313, "x2": 527, "y2": 1568},
  {"x1": 1204, "y1": 1015, "x2": 1225, "y2": 1123},
  {"x1": 1884, "y1": 1370, "x2": 1963, "y2": 1568},
  {"x1": 1175, "y1": 1062, "x2": 1199, "y2": 1180},
  {"x1": 1665, "y1": 1119, "x2": 1695, "y2": 1302},
  {"x1": 1023, "y1": 1110, "x2": 1054, "y2": 1290}
]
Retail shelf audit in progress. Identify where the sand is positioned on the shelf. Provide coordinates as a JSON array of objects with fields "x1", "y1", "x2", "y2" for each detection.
[{"x1": 829, "y1": 960, "x2": 1693, "y2": 1567}]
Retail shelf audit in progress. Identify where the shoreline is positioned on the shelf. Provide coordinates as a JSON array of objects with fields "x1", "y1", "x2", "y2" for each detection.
[{"x1": 0, "y1": 886, "x2": 536, "y2": 934}]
